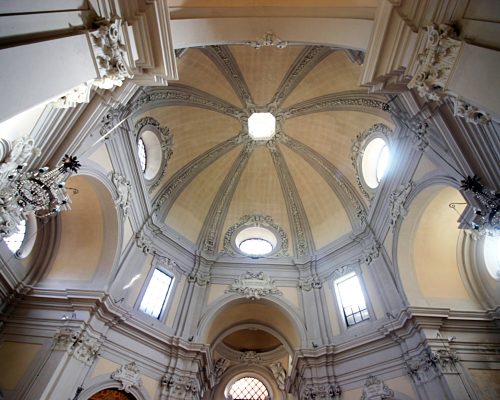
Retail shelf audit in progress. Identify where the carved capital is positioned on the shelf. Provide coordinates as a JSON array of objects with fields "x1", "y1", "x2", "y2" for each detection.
[
  {"x1": 451, "y1": 97, "x2": 491, "y2": 125},
  {"x1": 188, "y1": 272, "x2": 210, "y2": 286},
  {"x1": 408, "y1": 24, "x2": 462, "y2": 102},
  {"x1": 90, "y1": 18, "x2": 133, "y2": 90},
  {"x1": 301, "y1": 383, "x2": 341, "y2": 399},
  {"x1": 53, "y1": 328, "x2": 100, "y2": 365},
  {"x1": 135, "y1": 231, "x2": 153, "y2": 254},
  {"x1": 406, "y1": 351, "x2": 440, "y2": 385},
  {"x1": 297, "y1": 277, "x2": 322, "y2": 291},
  {"x1": 161, "y1": 374, "x2": 200, "y2": 400}
]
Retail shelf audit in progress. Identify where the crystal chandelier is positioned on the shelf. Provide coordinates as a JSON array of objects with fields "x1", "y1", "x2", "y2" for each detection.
[
  {"x1": 460, "y1": 175, "x2": 500, "y2": 236},
  {"x1": 0, "y1": 154, "x2": 81, "y2": 238}
]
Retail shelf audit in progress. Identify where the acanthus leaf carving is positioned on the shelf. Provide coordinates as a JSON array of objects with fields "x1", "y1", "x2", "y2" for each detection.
[
  {"x1": 408, "y1": 24, "x2": 462, "y2": 102},
  {"x1": 297, "y1": 277, "x2": 322, "y2": 291},
  {"x1": 161, "y1": 374, "x2": 200, "y2": 400},
  {"x1": 226, "y1": 271, "x2": 282, "y2": 300},
  {"x1": 187, "y1": 272, "x2": 210, "y2": 286},
  {"x1": 406, "y1": 351, "x2": 440, "y2": 385},
  {"x1": 301, "y1": 383, "x2": 341, "y2": 399},
  {"x1": 111, "y1": 362, "x2": 143, "y2": 392},
  {"x1": 451, "y1": 97, "x2": 491, "y2": 125}
]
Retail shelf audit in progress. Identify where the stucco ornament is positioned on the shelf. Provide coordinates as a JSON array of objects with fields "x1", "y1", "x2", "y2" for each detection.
[
  {"x1": 301, "y1": 383, "x2": 341, "y2": 399},
  {"x1": 408, "y1": 24, "x2": 462, "y2": 102},
  {"x1": 90, "y1": 18, "x2": 133, "y2": 89},
  {"x1": 211, "y1": 358, "x2": 230, "y2": 384},
  {"x1": 247, "y1": 32, "x2": 288, "y2": 49},
  {"x1": 111, "y1": 172, "x2": 131, "y2": 216},
  {"x1": 451, "y1": 97, "x2": 491, "y2": 125},
  {"x1": 226, "y1": 271, "x2": 282, "y2": 300},
  {"x1": 270, "y1": 361, "x2": 287, "y2": 390},
  {"x1": 389, "y1": 181, "x2": 413, "y2": 228},
  {"x1": 111, "y1": 362, "x2": 143, "y2": 392},
  {"x1": 53, "y1": 327, "x2": 100, "y2": 365},
  {"x1": 161, "y1": 374, "x2": 200, "y2": 400},
  {"x1": 360, "y1": 376, "x2": 394, "y2": 400},
  {"x1": 406, "y1": 351, "x2": 440, "y2": 384}
]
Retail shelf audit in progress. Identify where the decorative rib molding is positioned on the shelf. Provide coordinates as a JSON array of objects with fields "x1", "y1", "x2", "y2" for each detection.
[
  {"x1": 197, "y1": 141, "x2": 255, "y2": 255},
  {"x1": 279, "y1": 134, "x2": 367, "y2": 227},
  {"x1": 200, "y1": 45, "x2": 255, "y2": 108},
  {"x1": 267, "y1": 141, "x2": 315, "y2": 257},
  {"x1": 270, "y1": 46, "x2": 332, "y2": 109},
  {"x1": 280, "y1": 91, "x2": 389, "y2": 119},
  {"x1": 154, "y1": 134, "x2": 249, "y2": 216},
  {"x1": 129, "y1": 84, "x2": 245, "y2": 119}
]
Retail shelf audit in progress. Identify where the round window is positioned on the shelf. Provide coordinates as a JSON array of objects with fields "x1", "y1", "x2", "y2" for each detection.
[
  {"x1": 235, "y1": 226, "x2": 277, "y2": 256},
  {"x1": 361, "y1": 137, "x2": 390, "y2": 189},
  {"x1": 137, "y1": 137, "x2": 147, "y2": 172},
  {"x1": 484, "y1": 235, "x2": 500, "y2": 280}
]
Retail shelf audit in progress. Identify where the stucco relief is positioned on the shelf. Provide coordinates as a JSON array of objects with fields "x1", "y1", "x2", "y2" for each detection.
[{"x1": 226, "y1": 271, "x2": 283, "y2": 300}]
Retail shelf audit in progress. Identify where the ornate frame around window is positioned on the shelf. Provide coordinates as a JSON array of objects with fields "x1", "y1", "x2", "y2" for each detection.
[
  {"x1": 351, "y1": 123, "x2": 393, "y2": 199},
  {"x1": 134, "y1": 117, "x2": 173, "y2": 192},
  {"x1": 223, "y1": 214, "x2": 288, "y2": 258}
]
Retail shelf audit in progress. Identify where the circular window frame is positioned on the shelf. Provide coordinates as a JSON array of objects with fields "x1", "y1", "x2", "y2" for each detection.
[
  {"x1": 2, "y1": 212, "x2": 37, "y2": 259},
  {"x1": 224, "y1": 215, "x2": 288, "y2": 258},
  {"x1": 352, "y1": 123, "x2": 392, "y2": 198},
  {"x1": 482, "y1": 235, "x2": 500, "y2": 281},
  {"x1": 134, "y1": 117, "x2": 173, "y2": 188}
]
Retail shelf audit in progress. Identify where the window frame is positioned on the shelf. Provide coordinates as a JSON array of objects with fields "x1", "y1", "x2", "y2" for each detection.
[
  {"x1": 330, "y1": 267, "x2": 374, "y2": 331},
  {"x1": 135, "y1": 257, "x2": 178, "y2": 322},
  {"x1": 2, "y1": 212, "x2": 37, "y2": 259},
  {"x1": 351, "y1": 123, "x2": 393, "y2": 199},
  {"x1": 225, "y1": 374, "x2": 272, "y2": 400}
]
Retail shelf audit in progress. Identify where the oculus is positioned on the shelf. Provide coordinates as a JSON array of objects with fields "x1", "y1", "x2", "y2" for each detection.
[
  {"x1": 248, "y1": 112, "x2": 276, "y2": 141},
  {"x1": 484, "y1": 235, "x2": 500, "y2": 280},
  {"x1": 362, "y1": 137, "x2": 390, "y2": 189},
  {"x1": 235, "y1": 226, "x2": 277, "y2": 256}
]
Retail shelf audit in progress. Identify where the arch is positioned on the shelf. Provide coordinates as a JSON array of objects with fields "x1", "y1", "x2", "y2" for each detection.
[
  {"x1": 394, "y1": 181, "x2": 482, "y2": 310},
  {"x1": 198, "y1": 294, "x2": 306, "y2": 349},
  {"x1": 211, "y1": 364, "x2": 283, "y2": 400},
  {"x1": 38, "y1": 173, "x2": 121, "y2": 289},
  {"x1": 76, "y1": 375, "x2": 151, "y2": 400}
]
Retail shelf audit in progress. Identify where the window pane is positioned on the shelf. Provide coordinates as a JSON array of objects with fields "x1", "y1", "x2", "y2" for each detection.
[
  {"x1": 139, "y1": 269, "x2": 173, "y2": 319},
  {"x1": 229, "y1": 377, "x2": 269, "y2": 400},
  {"x1": 336, "y1": 273, "x2": 369, "y2": 326},
  {"x1": 137, "y1": 138, "x2": 147, "y2": 172}
]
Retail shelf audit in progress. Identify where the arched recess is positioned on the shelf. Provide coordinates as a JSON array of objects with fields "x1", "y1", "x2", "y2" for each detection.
[
  {"x1": 38, "y1": 174, "x2": 120, "y2": 289},
  {"x1": 395, "y1": 183, "x2": 482, "y2": 310},
  {"x1": 211, "y1": 364, "x2": 283, "y2": 400},
  {"x1": 198, "y1": 295, "x2": 306, "y2": 350},
  {"x1": 76, "y1": 376, "x2": 151, "y2": 400}
]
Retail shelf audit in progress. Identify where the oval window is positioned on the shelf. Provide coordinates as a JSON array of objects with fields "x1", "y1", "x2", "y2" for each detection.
[
  {"x1": 484, "y1": 235, "x2": 500, "y2": 280},
  {"x1": 362, "y1": 137, "x2": 390, "y2": 189},
  {"x1": 235, "y1": 226, "x2": 277, "y2": 256},
  {"x1": 138, "y1": 130, "x2": 162, "y2": 180}
]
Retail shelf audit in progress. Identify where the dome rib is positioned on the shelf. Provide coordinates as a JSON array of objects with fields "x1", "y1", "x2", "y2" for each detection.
[
  {"x1": 267, "y1": 141, "x2": 315, "y2": 257},
  {"x1": 280, "y1": 90, "x2": 390, "y2": 120},
  {"x1": 270, "y1": 46, "x2": 332, "y2": 109},
  {"x1": 279, "y1": 134, "x2": 366, "y2": 228},
  {"x1": 154, "y1": 133, "x2": 247, "y2": 218},
  {"x1": 196, "y1": 141, "x2": 255, "y2": 255},
  {"x1": 131, "y1": 84, "x2": 244, "y2": 120},
  {"x1": 200, "y1": 45, "x2": 255, "y2": 108}
]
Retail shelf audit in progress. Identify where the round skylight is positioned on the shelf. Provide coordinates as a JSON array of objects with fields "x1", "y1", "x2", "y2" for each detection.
[
  {"x1": 248, "y1": 112, "x2": 276, "y2": 140},
  {"x1": 484, "y1": 235, "x2": 500, "y2": 280},
  {"x1": 235, "y1": 226, "x2": 277, "y2": 256},
  {"x1": 362, "y1": 137, "x2": 390, "y2": 189}
]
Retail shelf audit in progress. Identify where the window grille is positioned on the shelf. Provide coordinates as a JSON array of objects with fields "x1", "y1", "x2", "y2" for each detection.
[
  {"x1": 335, "y1": 272, "x2": 369, "y2": 326},
  {"x1": 229, "y1": 377, "x2": 269, "y2": 400}
]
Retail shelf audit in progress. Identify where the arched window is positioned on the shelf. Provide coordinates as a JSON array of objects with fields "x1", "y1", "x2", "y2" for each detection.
[
  {"x1": 484, "y1": 235, "x2": 500, "y2": 280},
  {"x1": 2, "y1": 213, "x2": 37, "y2": 258},
  {"x1": 228, "y1": 377, "x2": 269, "y2": 400}
]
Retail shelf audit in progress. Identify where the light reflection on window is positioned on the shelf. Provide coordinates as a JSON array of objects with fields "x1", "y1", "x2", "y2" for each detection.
[
  {"x1": 335, "y1": 272, "x2": 369, "y2": 326},
  {"x1": 139, "y1": 269, "x2": 173, "y2": 319},
  {"x1": 138, "y1": 138, "x2": 147, "y2": 172},
  {"x1": 484, "y1": 235, "x2": 500, "y2": 280}
]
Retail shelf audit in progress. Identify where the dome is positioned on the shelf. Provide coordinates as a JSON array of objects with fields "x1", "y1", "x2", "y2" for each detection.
[{"x1": 134, "y1": 45, "x2": 393, "y2": 257}]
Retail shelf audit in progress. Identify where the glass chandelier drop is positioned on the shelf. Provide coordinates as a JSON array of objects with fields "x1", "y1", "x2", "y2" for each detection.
[{"x1": 0, "y1": 155, "x2": 81, "y2": 238}]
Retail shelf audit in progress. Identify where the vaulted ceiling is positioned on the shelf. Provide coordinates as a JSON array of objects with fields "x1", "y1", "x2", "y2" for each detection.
[{"x1": 134, "y1": 44, "x2": 394, "y2": 257}]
